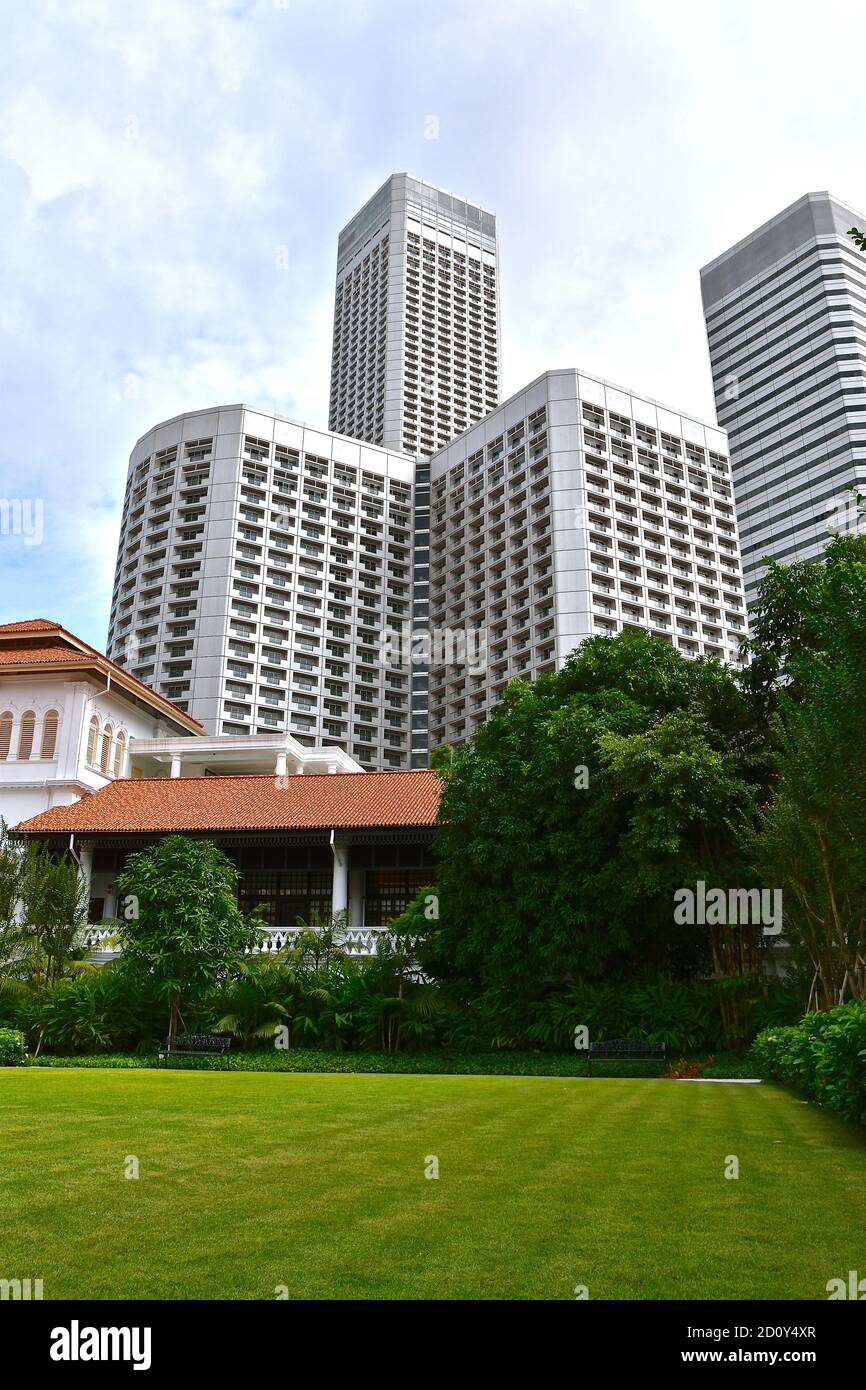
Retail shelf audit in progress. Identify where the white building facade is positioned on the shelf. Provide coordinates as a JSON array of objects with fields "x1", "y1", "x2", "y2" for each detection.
[
  {"x1": 329, "y1": 173, "x2": 501, "y2": 457},
  {"x1": 701, "y1": 191, "x2": 866, "y2": 605},
  {"x1": 427, "y1": 370, "x2": 748, "y2": 747},
  {"x1": 0, "y1": 619, "x2": 201, "y2": 828},
  {"x1": 106, "y1": 406, "x2": 417, "y2": 769}
]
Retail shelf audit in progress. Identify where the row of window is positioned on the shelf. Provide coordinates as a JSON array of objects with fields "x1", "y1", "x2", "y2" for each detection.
[
  {"x1": 0, "y1": 709, "x2": 58, "y2": 761},
  {"x1": 84, "y1": 715, "x2": 127, "y2": 778}
]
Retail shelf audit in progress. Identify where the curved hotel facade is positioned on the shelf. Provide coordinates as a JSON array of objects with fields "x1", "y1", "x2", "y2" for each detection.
[{"x1": 106, "y1": 406, "x2": 416, "y2": 770}]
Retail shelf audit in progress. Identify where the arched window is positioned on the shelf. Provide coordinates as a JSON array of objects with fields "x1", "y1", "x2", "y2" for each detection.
[
  {"x1": 112, "y1": 730, "x2": 126, "y2": 778},
  {"x1": 86, "y1": 715, "x2": 100, "y2": 767},
  {"x1": 100, "y1": 723, "x2": 113, "y2": 774},
  {"x1": 40, "y1": 709, "x2": 59, "y2": 759},
  {"x1": 0, "y1": 712, "x2": 12, "y2": 761},
  {"x1": 17, "y1": 711, "x2": 35, "y2": 760}
]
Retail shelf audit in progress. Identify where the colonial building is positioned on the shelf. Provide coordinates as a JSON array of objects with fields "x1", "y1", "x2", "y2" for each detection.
[
  {"x1": 16, "y1": 768, "x2": 441, "y2": 958},
  {"x1": 0, "y1": 619, "x2": 365, "y2": 831},
  {"x1": 0, "y1": 618, "x2": 202, "y2": 826}
]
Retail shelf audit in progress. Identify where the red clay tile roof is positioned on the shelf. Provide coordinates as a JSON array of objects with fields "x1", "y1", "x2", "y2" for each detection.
[
  {"x1": 16, "y1": 770, "x2": 442, "y2": 835},
  {"x1": 0, "y1": 645, "x2": 91, "y2": 665},
  {"x1": 0, "y1": 619, "x2": 202, "y2": 732},
  {"x1": 0, "y1": 618, "x2": 60, "y2": 633}
]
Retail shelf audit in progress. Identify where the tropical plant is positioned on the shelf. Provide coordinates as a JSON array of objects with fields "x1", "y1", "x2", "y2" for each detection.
[
  {"x1": 0, "y1": 829, "x2": 95, "y2": 1052},
  {"x1": 115, "y1": 835, "x2": 263, "y2": 1048},
  {"x1": 215, "y1": 958, "x2": 289, "y2": 1044}
]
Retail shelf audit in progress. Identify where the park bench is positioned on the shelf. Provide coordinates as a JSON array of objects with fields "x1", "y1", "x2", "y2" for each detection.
[
  {"x1": 586, "y1": 1037, "x2": 666, "y2": 1076},
  {"x1": 158, "y1": 1034, "x2": 232, "y2": 1067}
]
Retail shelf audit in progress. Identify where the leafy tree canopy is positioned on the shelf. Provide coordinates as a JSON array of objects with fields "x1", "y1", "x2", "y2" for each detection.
[
  {"x1": 432, "y1": 630, "x2": 768, "y2": 995},
  {"x1": 741, "y1": 527, "x2": 866, "y2": 704},
  {"x1": 745, "y1": 532, "x2": 866, "y2": 1005},
  {"x1": 115, "y1": 834, "x2": 263, "y2": 1043}
]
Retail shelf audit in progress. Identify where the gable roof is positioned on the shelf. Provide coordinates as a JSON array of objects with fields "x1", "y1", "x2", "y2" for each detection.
[
  {"x1": 15, "y1": 769, "x2": 442, "y2": 836},
  {"x1": 0, "y1": 619, "x2": 202, "y2": 734},
  {"x1": 0, "y1": 619, "x2": 59, "y2": 633}
]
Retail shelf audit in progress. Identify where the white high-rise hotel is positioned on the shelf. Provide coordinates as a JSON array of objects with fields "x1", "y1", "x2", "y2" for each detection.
[
  {"x1": 428, "y1": 369, "x2": 747, "y2": 746},
  {"x1": 108, "y1": 175, "x2": 749, "y2": 766},
  {"x1": 329, "y1": 173, "x2": 500, "y2": 455},
  {"x1": 106, "y1": 407, "x2": 416, "y2": 770}
]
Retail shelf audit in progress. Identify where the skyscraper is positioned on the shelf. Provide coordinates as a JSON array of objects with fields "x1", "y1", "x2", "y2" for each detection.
[
  {"x1": 700, "y1": 191, "x2": 866, "y2": 605},
  {"x1": 328, "y1": 174, "x2": 501, "y2": 457},
  {"x1": 106, "y1": 405, "x2": 416, "y2": 769},
  {"x1": 427, "y1": 369, "x2": 747, "y2": 748}
]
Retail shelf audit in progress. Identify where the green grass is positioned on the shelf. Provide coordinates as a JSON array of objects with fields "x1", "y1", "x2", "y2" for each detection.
[{"x1": 0, "y1": 1070, "x2": 863, "y2": 1300}]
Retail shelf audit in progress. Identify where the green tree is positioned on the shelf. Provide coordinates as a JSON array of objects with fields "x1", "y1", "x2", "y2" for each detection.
[
  {"x1": 18, "y1": 843, "x2": 91, "y2": 990},
  {"x1": 433, "y1": 630, "x2": 768, "y2": 1010},
  {"x1": 115, "y1": 835, "x2": 262, "y2": 1049},
  {"x1": 428, "y1": 744, "x2": 456, "y2": 774},
  {"x1": 0, "y1": 827, "x2": 91, "y2": 989},
  {"x1": 740, "y1": 522, "x2": 866, "y2": 706},
  {"x1": 0, "y1": 821, "x2": 25, "y2": 985},
  {"x1": 747, "y1": 533, "x2": 866, "y2": 1007},
  {"x1": 597, "y1": 707, "x2": 770, "y2": 1044}
]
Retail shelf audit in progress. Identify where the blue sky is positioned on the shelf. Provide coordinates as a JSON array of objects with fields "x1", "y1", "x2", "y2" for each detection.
[{"x1": 1, "y1": 0, "x2": 865, "y2": 649}]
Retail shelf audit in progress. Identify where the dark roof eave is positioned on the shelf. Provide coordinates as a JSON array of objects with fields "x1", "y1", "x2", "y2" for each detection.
[{"x1": 17, "y1": 821, "x2": 441, "y2": 839}]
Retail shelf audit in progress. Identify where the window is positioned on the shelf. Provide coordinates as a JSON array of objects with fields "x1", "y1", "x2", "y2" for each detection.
[
  {"x1": 86, "y1": 715, "x2": 100, "y2": 766},
  {"x1": 0, "y1": 712, "x2": 11, "y2": 760},
  {"x1": 100, "y1": 724, "x2": 113, "y2": 774},
  {"x1": 364, "y1": 869, "x2": 432, "y2": 928},
  {"x1": 40, "y1": 710, "x2": 59, "y2": 759},
  {"x1": 17, "y1": 711, "x2": 35, "y2": 760},
  {"x1": 237, "y1": 870, "x2": 331, "y2": 929},
  {"x1": 113, "y1": 730, "x2": 126, "y2": 779}
]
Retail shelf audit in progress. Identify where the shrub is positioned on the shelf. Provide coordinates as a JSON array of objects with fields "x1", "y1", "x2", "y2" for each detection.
[
  {"x1": 0, "y1": 1027, "x2": 26, "y2": 1065},
  {"x1": 443, "y1": 977, "x2": 729, "y2": 1054},
  {"x1": 23, "y1": 1048, "x2": 663, "y2": 1077},
  {"x1": 663, "y1": 1056, "x2": 710, "y2": 1079},
  {"x1": 750, "y1": 1001, "x2": 866, "y2": 1125},
  {"x1": 17, "y1": 966, "x2": 168, "y2": 1054}
]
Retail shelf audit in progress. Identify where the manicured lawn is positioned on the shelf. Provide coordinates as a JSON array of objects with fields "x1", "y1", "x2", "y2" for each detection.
[{"x1": 0, "y1": 1070, "x2": 863, "y2": 1300}]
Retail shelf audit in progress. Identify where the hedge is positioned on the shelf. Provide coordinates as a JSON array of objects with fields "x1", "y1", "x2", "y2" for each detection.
[
  {"x1": 21, "y1": 1047, "x2": 759, "y2": 1079},
  {"x1": 750, "y1": 1001, "x2": 866, "y2": 1125}
]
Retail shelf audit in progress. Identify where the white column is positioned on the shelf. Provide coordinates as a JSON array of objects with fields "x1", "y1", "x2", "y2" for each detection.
[
  {"x1": 78, "y1": 846, "x2": 93, "y2": 909},
  {"x1": 170, "y1": 755, "x2": 182, "y2": 778},
  {"x1": 349, "y1": 868, "x2": 364, "y2": 931},
  {"x1": 330, "y1": 833, "x2": 349, "y2": 920},
  {"x1": 275, "y1": 751, "x2": 288, "y2": 777}
]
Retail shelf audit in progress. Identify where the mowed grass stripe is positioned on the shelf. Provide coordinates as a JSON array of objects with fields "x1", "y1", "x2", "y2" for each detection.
[{"x1": 0, "y1": 1071, "x2": 863, "y2": 1300}]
